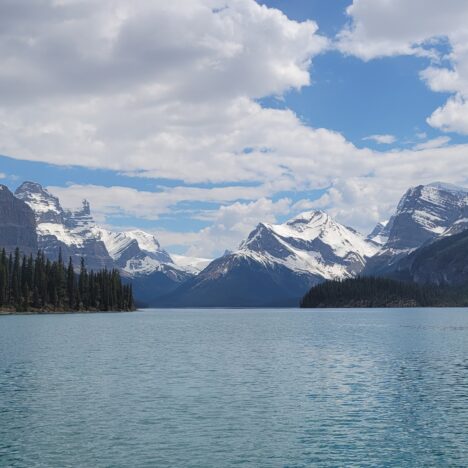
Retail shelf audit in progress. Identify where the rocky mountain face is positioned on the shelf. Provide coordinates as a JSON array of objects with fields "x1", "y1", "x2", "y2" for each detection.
[
  {"x1": 0, "y1": 185, "x2": 37, "y2": 254},
  {"x1": 365, "y1": 182, "x2": 468, "y2": 275},
  {"x1": 15, "y1": 182, "x2": 113, "y2": 271},
  {"x1": 160, "y1": 211, "x2": 378, "y2": 307}
]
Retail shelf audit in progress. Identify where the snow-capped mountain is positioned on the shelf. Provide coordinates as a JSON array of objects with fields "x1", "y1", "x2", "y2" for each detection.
[
  {"x1": 365, "y1": 182, "x2": 468, "y2": 275},
  {"x1": 161, "y1": 211, "x2": 378, "y2": 307},
  {"x1": 239, "y1": 211, "x2": 378, "y2": 279},
  {"x1": 15, "y1": 182, "x2": 113, "y2": 270}
]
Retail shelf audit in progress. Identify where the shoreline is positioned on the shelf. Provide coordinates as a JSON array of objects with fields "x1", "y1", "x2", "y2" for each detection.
[{"x1": 0, "y1": 308, "x2": 137, "y2": 316}]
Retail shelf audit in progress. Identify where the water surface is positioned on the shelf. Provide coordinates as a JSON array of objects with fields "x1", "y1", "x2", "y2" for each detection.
[{"x1": 0, "y1": 308, "x2": 467, "y2": 467}]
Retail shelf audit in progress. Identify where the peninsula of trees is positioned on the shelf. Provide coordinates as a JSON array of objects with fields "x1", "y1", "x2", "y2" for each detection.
[
  {"x1": 0, "y1": 248, "x2": 134, "y2": 313},
  {"x1": 300, "y1": 276, "x2": 468, "y2": 308}
]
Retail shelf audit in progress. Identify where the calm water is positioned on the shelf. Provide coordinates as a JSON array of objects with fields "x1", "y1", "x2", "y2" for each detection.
[{"x1": 0, "y1": 309, "x2": 467, "y2": 467}]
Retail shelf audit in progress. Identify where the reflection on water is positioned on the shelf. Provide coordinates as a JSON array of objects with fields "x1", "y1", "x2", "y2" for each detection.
[{"x1": 0, "y1": 308, "x2": 467, "y2": 467}]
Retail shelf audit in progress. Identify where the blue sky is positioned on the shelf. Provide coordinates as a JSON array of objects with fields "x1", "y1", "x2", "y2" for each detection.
[{"x1": 1, "y1": 0, "x2": 468, "y2": 256}]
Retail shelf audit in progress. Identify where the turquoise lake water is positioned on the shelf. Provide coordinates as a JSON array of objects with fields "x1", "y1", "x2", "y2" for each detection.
[{"x1": 0, "y1": 308, "x2": 467, "y2": 467}]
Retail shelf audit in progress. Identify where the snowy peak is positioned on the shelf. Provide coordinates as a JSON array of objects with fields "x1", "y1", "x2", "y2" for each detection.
[
  {"x1": 92, "y1": 228, "x2": 138, "y2": 260},
  {"x1": 237, "y1": 210, "x2": 377, "y2": 281},
  {"x1": 125, "y1": 230, "x2": 162, "y2": 253},
  {"x1": 286, "y1": 210, "x2": 329, "y2": 227},
  {"x1": 245, "y1": 210, "x2": 377, "y2": 258},
  {"x1": 15, "y1": 181, "x2": 65, "y2": 224},
  {"x1": 93, "y1": 227, "x2": 173, "y2": 276}
]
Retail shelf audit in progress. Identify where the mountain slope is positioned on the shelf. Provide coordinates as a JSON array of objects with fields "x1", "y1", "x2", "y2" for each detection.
[
  {"x1": 387, "y1": 229, "x2": 468, "y2": 286},
  {"x1": 160, "y1": 211, "x2": 377, "y2": 307}
]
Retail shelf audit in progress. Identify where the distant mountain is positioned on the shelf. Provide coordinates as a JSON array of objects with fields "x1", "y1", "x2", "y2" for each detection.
[
  {"x1": 0, "y1": 184, "x2": 37, "y2": 254},
  {"x1": 365, "y1": 182, "x2": 468, "y2": 275},
  {"x1": 160, "y1": 211, "x2": 377, "y2": 307}
]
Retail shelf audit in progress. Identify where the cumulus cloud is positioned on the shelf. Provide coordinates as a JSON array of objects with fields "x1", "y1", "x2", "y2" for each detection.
[
  {"x1": 47, "y1": 182, "x2": 281, "y2": 221},
  {"x1": 337, "y1": 0, "x2": 468, "y2": 60},
  {"x1": 179, "y1": 197, "x2": 292, "y2": 256},
  {"x1": 362, "y1": 134, "x2": 396, "y2": 144},
  {"x1": 427, "y1": 95, "x2": 468, "y2": 134},
  {"x1": 0, "y1": 0, "x2": 328, "y2": 182},
  {"x1": 337, "y1": 0, "x2": 468, "y2": 136},
  {"x1": 48, "y1": 137, "x2": 468, "y2": 254}
]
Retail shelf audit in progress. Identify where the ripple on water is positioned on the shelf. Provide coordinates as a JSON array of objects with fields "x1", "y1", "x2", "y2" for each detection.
[{"x1": 0, "y1": 308, "x2": 467, "y2": 467}]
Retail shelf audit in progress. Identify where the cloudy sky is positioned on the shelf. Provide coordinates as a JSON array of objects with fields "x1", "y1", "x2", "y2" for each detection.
[{"x1": 1, "y1": 0, "x2": 468, "y2": 257}]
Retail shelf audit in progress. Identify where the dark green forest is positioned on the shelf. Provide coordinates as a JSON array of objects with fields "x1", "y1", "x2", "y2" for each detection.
[
  {"x1": 300, "y1": 276, "x2": 468, "y2": 308},
  {"x1": 0, "y1": 248, "x2": 134, "y2": 312}
]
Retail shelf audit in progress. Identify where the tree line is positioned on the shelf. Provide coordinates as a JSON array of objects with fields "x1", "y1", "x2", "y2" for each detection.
[{"x1": 0, "y1": 248, "x2": 134, "y2": 312}]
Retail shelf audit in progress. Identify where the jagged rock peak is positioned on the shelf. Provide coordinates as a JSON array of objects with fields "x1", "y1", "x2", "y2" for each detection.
[{"x1": 15, "y1": 181, "x2": 64, "y2": 224}]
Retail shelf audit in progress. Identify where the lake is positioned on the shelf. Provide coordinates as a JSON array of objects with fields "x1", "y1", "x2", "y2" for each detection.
[{"x1": 0, "y1": 308, "x2": 467, "y2": 467}]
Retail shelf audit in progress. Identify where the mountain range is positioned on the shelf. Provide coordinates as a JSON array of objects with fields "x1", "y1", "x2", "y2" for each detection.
[{"x1": 0, "y1": 180, "x2": 467, "y2": 307}]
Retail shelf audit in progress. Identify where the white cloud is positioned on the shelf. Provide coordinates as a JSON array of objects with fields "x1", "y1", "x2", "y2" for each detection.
[
  {"x1": 337, "y1": 0, "x2": 468, "y2": 136},
  {"x1": 413, "y1": 136, "x2": 451, "y2": 151},
  {"x1": 47, "y1": 182, "x2": 284, "y2": 222},
  {"x1": 0, "y1": 0, "x2": 328, "y2": 182},
  {"x1": 426, "y1": 95, "x2": 468, "y2": 134},
  {"x1": 363, "y1": 134, "x2": 396, "y2": 144},
  {"x1": 337, "y1": 0, "x2": 468, "y2": 60},
  {"x1": 47, "y1": 138, "x2": 468, "y2": 254},
  {"x1": 180, "y1": 197, "x2": 292, "y2": 256}
]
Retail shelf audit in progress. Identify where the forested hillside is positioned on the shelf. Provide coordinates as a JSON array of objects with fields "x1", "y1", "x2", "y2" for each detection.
[
  {"x1": 300, "y1": 276, "x2": 468, "y2": 308},
  {"x1": 0, "y1": 248, "x2": 134, "y2": 312}
]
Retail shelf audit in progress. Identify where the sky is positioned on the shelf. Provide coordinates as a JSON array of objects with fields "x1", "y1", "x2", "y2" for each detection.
[{"x1": 1, "y1": 0, "x2": 468, "y2": 257}]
